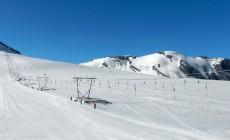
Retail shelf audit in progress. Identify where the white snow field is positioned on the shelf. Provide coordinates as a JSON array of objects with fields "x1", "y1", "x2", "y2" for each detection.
[{"x1": 0, "y1": 52, "x2": 230, "y2": 140}]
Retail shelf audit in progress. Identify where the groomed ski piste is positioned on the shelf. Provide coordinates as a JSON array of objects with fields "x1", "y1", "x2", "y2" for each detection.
[{"x1": 0, "y1": 52, "x2": 230, "y2": 140}]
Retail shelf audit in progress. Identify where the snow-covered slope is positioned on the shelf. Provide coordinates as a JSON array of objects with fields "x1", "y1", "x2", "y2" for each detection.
[
  {"x1": 0, "y1": 51, "x2": 230, "y2": 140},
  {"x1": 80, "y1": 51, "x2": 230, "y2": 80},
  {"x1": 0, "y1": 42, "x2": 21, "y2": 54}
]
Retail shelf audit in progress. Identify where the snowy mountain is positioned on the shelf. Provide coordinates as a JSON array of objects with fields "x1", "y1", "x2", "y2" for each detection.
[
  {"x1": 1, "y1": 51, "x2": 230, "y2": 140},
  {"x1": 0, "y1": 42, "x2": 21, "y2": 54},
  {"x1": 80, "y1": 51, "x2": 230, "y2": 80}
]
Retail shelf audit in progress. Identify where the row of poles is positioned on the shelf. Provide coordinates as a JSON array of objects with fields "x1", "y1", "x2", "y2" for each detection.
[
  {"x1": 48, "y1": 77, "x2": 209, "y2": 100},
  {"x1": 52, "y1": 78, "x2": 209, "y2": 100}
]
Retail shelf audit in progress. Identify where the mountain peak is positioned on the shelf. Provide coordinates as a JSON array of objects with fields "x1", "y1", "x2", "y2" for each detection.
[
  {"x1": 80, "y1": 51, "x2": 230, "y2": 81},
  {"x1": 0, "y1": 42, "x2": 21, "y2": 54}
]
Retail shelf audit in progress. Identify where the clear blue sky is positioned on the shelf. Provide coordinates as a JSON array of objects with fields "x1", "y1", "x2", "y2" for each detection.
[{"x1": 0, "y1": 0, "x2": 230, "y2": 63}]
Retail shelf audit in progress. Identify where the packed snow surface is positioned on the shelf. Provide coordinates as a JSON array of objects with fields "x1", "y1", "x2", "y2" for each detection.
[{"x1": 0, "y1": 52, "x2": 230, "y2": 140}]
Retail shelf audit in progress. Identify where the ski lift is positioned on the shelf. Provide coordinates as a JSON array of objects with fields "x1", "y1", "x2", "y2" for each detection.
[
  {"x1": 37, "y1": 76, "x2": 49, "y2": 91},
  {"x1": 73, "y1": 77, "x2": 97, "y2": 102},
  {"x1": 23, "y1": 76, "x2": 32, "y2": 86}
]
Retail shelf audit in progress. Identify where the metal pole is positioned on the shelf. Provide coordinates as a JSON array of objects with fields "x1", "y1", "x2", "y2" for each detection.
[
  {"x1": 205, "y1": 82, "x2": 208, "y2": 96},
  {"x1": 77, "y1": 78, "x2": 79, "y2": 99},
  {"x1": 88, "y1": 79, "x2": 93, "y2": 98}
]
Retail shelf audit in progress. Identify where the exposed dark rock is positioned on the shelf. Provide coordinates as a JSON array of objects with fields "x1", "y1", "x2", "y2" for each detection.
[
  {"x1": 110, "y1": 56, "x2": 136, "y2": 60},
  {"x1": 157, "y1": 51, "x2": 165, "y2": 55},
  {"x1": 102, "y1": 62, "x2": 108, "y2": 68},
  {"x1": 179, "y1": 60, "x2": 206, "y2": 79},
  {"x1": 130, "y1": 65, "x2": 140, "y2": 72},
  {"x1": 220, "y1": 59, "x2": 230, "y2": 70},
  {"x1": 198, "y1": 56, "x2": 209, "y2": 60},
  {"x1": 0, "y1": 42, "x2": 21, "y2": 54},
  {"x1": 152, "y1": 65, "x2": 169, "y2": 77},
  {"x1": 166, "y1": 55, "x2": 173, "y2": 62},
  {"x1": 213, "y1": 59, "x2": 230, "y2": 80}
]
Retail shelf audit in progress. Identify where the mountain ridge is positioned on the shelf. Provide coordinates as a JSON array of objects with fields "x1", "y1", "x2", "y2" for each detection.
[
  {"x1": 0, "y1": 42, "x2": 21, "y2": 54},
  {"x1": 80, "y1": 51, "x2": 230, "y2": 80}
]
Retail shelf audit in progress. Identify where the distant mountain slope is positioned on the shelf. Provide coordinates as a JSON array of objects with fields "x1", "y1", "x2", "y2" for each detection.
[
  {"x1": 80, "y1": 51, "x2": 230, "y2": 80},
  {"x1": 0, "y1": 42, "x2": 21, "y2": 54}
]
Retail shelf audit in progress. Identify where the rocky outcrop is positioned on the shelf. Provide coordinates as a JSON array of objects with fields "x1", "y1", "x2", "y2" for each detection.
[
  {"x1": 0, "y1": 42, "x2": 21, "y2": 54},
  {"x1": 213, "y1": 59, "x2": 230, "y2": 80}
]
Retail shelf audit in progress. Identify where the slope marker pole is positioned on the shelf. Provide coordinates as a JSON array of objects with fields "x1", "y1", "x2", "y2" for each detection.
[
  {"x1": 184, "y1": 79, "x2": 186, "y2": 92},
  {"x1": 172, "y1": 84, "x2": 176, "y2": 100},
  {"x1": 205, "y1": 82, "x2": 208, "y2": 96},
  {"x1": 134, "y1": 83, "x2": 137, "y2": 97}
]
